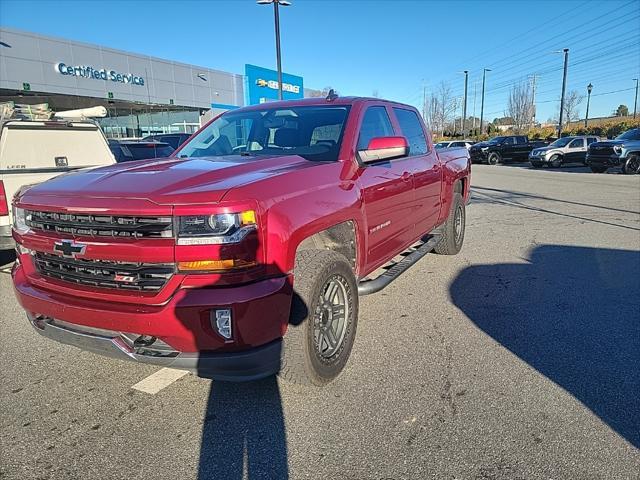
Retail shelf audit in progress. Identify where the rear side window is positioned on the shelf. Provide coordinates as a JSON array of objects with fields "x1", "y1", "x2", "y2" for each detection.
[
  {"x1": 393, "y1": 108, "x2": 428, "y2": 156},
  {"x1": 587, "y1": 137, "x2": 597, "y2": 145},
  {"x1": 515, "y1": 136, "x2": 527, "y2": 144},
  {"x1": 357, "y1": 107, "x2": 394, "y2": 150},
  {"x1": 123, "y1": 144, "x2": 174, "y2": 161},
  {"x1": 569, "y1": 138, "x2": 585, "y2": 148}
]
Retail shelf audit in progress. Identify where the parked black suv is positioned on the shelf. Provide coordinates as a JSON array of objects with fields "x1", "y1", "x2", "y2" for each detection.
[
  {"x1": 469, "y1": 135, "x2": 548, "y2": 165},
  {"x1": 108, "y1": 139, "x2": 175, "y2": 163},
  {"x1": 142, "y1": 133, "x2": 191, "y2": 150}
]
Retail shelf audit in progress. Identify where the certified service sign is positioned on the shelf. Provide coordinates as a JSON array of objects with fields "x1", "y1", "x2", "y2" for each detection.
[{"x1": 55, "y1": 62, "x2": 145, "y2": 86}]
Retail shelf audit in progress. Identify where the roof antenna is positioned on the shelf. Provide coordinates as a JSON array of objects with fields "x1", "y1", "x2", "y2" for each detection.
[{"x1": 325, "y1": 89, "x2": 338, "y2": 102}]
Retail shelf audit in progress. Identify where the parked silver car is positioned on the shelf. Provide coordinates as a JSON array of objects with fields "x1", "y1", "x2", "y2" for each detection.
[
  {"x1": 435, "y1": 140, "x2": 474, "y2": 150},
  {"x1": 529, "y1": 136, "x2": 600, "y2": 168}
]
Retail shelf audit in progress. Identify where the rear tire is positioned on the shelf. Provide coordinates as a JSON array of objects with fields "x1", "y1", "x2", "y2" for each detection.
[
  {"x1": 590, "y1": 166, "x2": 607, "y2": 173},
  {"x1": 434, "y1": 191, "x2": 465, "y2": 255},
  {"x1": 487, "y1": 152, "x2": 501, "y2": 165},
  {"x1": 280, "y1": 250, "x2": 358, "y2": 386},
  {"x1": 622, "y1": 154, "x2": 640, "y2": 174}
]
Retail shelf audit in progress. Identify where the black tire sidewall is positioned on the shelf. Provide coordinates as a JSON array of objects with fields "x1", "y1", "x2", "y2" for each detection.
[
  {"x1": 550, "y1": 154, "x2": 562, "y2": 168},
  {"x1": 488, "y1": 152, "x2": 500, "y2": 165},
  {"x1": 623, "y1": 155, "x2": 640, "y2": 174}
]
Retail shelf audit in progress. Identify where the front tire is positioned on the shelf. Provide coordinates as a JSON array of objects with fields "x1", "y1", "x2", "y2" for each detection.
[
  {"x1": 550, "y1": 154, "x2": 563, "y2": 168},
  {"x1": 434, "y1": 190, "x2": 465, "y2": 255},
  {"x1": 280, "y1": 250, "x2": 358, "y2": 386},
  {"x1": 622, "y1": 154, "x2": 640, "y2": 174},
  {"x1": 487, "y1": 152, "x2": 501, "y2": 165}
]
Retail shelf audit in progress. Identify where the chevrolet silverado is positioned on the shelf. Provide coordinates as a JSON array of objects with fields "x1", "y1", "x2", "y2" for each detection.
[{"x1": 12, "y1": 96, "x2": 470, "y2": 385}]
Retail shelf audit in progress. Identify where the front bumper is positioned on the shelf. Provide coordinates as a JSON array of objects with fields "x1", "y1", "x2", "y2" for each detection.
[
  {"x1": 586, "y1": 153, "x2": 623, "y2": 167},
  {"x1": 529, "y1": 155, "x2": 549, "y2": 163},
  {"x1": 27, "y1": 313, "x2": 283, "y2": 381},
  {"x1": 0, "y1": 224, "x2": 14, "y2": 250},
  {"x1": 469, "y1": 150, "x2": 488, "y2": 163},
  {"x1": 13, "y1": 261, "x2": 293, "y2": 381}
]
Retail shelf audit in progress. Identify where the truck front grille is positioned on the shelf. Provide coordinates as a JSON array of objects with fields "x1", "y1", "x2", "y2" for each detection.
[
  {"x1": 26, "y1": 210, "x2": 173, "y2": 239},
  {"x1": 33, "y1": 252, "x2": 174, "y2": 291},
  {"x1": 588, "y1": 146, "x2": 615, "y2": 156}
]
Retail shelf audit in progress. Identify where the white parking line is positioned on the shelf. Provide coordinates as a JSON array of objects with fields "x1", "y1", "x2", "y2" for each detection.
[{"x1": 132, "y1": 368, "x2": 189, "y2": 394}]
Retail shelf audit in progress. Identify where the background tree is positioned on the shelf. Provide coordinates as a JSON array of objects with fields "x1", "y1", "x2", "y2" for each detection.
[
  {"x1": 563, "y1": 90, "x2": 584, "y2": 123},
  {"x1": 425, "y1": 82, "x2": 456, "y2": 136},
  {"x1": 506, "y1": 82, "x2": 534, "y2": 133},
  {"x1": 614, "y1": 104, "x2": 629, "y2": 116}
]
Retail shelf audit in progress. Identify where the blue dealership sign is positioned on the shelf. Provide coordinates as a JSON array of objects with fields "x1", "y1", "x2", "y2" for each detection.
[{"x1": 244, "y1": 64, "x2": 304, "y2": 105}]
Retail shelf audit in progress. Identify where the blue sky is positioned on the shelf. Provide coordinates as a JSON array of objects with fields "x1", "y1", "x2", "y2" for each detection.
[{"x1": 1, "y1": 0, "x2": 638, "y2": 121}]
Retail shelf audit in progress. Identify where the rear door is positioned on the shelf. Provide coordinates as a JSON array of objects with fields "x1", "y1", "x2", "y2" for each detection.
[
  {"x1": 355, "y1": 105, "x2": 416, "y2": 272},
  {"x1": 515, "y1": 136, "x2": 530, "y2": 159},
  {"x1": 391, "y1": 107, "x2": 442, "y2": 236}
]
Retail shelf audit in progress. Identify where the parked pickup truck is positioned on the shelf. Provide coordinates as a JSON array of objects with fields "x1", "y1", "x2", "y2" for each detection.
[
  {"x1": 469, "y1": 135, "x2": 548, "y2": 165},
  {"x1": 11, "y1": 96, "x2": 470, "y2": 385},
  {"x1": 586, "y1": 128, "x2": 640, "y2": 174}
]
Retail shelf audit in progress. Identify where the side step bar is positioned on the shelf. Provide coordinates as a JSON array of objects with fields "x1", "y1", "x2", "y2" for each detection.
[{"x1": 357, "y1": 234, "x2": 441, "y2": 296}]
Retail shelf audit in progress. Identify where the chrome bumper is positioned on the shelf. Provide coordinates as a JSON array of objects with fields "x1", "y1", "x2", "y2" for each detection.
[{"x1": 27, "y1": 313, "x2": 283, "y2": 381}]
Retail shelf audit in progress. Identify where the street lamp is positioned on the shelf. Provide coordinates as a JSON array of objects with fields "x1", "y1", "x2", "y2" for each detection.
[
  {"x1": 461, "y1": 70, "x2": 468, "y2": 137},
  {"x1": 585, "y1": 83, "x2": 593, "y2": 128},
  {"x1": 554, "y1": 48, "x2": 569, "y2": 137},
  {"x1": 479, "y1": 68, "x2": 491, "y2": 137},
  {"x1": 257, "y1": 0, "x2": 291, "y2": 100}
]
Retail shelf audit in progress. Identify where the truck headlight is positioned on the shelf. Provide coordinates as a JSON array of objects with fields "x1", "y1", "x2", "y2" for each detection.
[
  {"x1": 12, "y1": 207, "x2": 30, "y2": 234},
  {"x1": 613, "y1": 145, "x2": 623, "y2": 155},
  {"x1": 177, "y1": 210, "x2": 256, "y2": 245}
]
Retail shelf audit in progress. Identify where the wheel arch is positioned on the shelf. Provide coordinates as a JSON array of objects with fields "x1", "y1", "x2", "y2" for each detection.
[{"x1": 295, "y1": 220, "x2": 358, "y2": 275}]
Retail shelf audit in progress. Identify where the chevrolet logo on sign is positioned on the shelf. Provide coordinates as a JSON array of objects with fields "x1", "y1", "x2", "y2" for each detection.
[
  {"x1": 256, "y1": 79, "x2": 269, "y2": 87},
  {"x1": 53, "y1": 240, "x2": 87, "y2": 258}
]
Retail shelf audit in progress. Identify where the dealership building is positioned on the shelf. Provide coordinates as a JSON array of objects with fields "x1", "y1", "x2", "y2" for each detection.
[{"x1": 0, "y1": 27, "x2": 314, "y2": 137}]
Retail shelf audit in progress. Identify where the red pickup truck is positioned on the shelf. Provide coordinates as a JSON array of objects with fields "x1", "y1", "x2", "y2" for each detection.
[{"x1": 11, "y1": 96, "x2": 470, "y2": 385}]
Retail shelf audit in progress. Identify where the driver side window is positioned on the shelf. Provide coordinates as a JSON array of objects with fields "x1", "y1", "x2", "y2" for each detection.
[{"x1": 357, "y1": 107, "x2": 394, "y2": 151}]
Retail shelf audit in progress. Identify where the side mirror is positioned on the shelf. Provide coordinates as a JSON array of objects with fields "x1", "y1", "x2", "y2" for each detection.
[{"x1": 358, "y1": 136, "x2": 409, "y2": 164}]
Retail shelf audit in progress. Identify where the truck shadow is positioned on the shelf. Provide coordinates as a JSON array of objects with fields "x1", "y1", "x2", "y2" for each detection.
[
  {"x1": 0, "y1": 249, "x2": 16, "y2": 270},
  {"x1": 450, "y1": 245, "x2": 640, "y2": 447}
]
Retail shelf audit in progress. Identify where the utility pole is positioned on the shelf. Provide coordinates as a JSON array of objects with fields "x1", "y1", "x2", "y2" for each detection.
[
  {"x1": 479, "y1": 68, "x2": 491, "y2": 137},
  {"x1": 585, "y1": 83, "x2": 593, "y2": 128},
  {"x1": 462, "y1": 70, "x2": 468, "y2": 137},
  {"x1": 422, "y1": 82, "x2": 427, "y2": 121},
  {"x1": 557, "y1": 48, "x2": 569, "y2": 138},
  {"x1": 472, "y1": 81, "x2": 477, "y2": 133},
  {"x1": 633, "y1": 78, "x2": 639, "y2": 119},
  {"x1": 529, "y1": 74, "x2": 538, "y2": 127}
]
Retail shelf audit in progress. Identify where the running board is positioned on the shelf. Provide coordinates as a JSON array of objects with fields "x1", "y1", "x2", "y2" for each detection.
[{"x1": 357, "y1": 234, "x2": 442, "y2": 296}]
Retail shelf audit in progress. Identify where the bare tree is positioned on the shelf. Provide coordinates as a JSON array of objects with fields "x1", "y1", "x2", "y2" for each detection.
[
  {"x1": 506, "y1": 82, "x2": 534, "y2": 133},
  {"x1": 425, "y1": 82, "x2": 456, "y2": 136},
  {"x1": 563, "y1": 90, "x2": 584, "y2": 123},
  {"x1": 371, "y1": 89, "x2": 379, "y2": 98}
]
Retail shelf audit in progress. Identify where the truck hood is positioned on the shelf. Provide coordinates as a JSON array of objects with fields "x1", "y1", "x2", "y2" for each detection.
[{"x1": 19, "y1": 154, "x2": 317, "y2": 206}]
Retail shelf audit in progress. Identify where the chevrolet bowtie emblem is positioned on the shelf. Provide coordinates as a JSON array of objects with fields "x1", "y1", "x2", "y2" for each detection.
[{"x1": 53, "y1": 240, "x2": 87, "y2": 258}]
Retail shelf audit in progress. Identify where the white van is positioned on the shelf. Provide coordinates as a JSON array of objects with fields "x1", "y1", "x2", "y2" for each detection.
[{"x1": 0, "y1": 120, "x2": 116, "y2": 249}]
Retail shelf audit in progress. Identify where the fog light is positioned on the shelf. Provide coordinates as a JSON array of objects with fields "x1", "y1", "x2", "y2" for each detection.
[{"x1": 211, "y1": 309, "x2": 233, "y2": 340}]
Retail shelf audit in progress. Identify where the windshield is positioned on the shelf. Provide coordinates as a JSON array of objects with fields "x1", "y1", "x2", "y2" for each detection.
[
  {"x1": 487, "y1": 136, "x2": 507, "y2": 144},
  {"x1": 549, "y1": 137, "x2": 573, "y2": 147},
  {"x1": 179, "y1": 105, "x2": 350, "y2": 162},
  {"x1": 616, "y1": 129, "x2": 640, "y2": 141}
]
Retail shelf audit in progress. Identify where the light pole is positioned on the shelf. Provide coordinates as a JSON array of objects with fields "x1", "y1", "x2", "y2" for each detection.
[
  {"x1": 557, "y1": 48, "x2": 569, "y2": 138},
  {"x1": 479, "y1": 68, "x2": 491, "y2": 137},
  {"x1": 585, "y1": 83, "x2": 593, "y2": 128},
  {"x1": 257, "y1": 0, "x2": 291, "y2": 100},
  {"x1": 462, "y1": 70, "x2": 468, "y2": 137},
  {"x1": 633, "y1": 78, "x2": 638, "y2": 119}
]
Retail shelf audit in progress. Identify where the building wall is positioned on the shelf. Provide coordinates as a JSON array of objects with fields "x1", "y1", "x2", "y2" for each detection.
[{"x1": 0, "y1": 28, "x2": 244, "y2": 109}]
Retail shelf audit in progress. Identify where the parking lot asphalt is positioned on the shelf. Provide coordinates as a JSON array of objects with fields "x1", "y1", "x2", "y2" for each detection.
[{"x1": 1, "y1": 163, "x2": 639, "y2": 480}]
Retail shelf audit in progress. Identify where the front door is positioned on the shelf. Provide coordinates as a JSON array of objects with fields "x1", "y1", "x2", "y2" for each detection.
[
  {"x1": 566, "y1": 138, "x2": 586, "y2": 162},
  {"x1": 355, "y1": 105, "x2": 416, "y2": 273}
]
